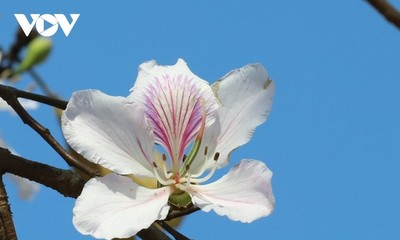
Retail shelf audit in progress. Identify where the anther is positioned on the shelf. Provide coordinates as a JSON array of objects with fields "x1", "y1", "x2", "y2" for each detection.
[
  {"x1": 204, "y1": 146, "x2": 208, "y2": 155},
  {"x1": 152, "y1": 162, "x2": 158, "y2": 168},
  {"x1": 182, "y1": 154, "x2": 187, "y2": 162},
  {"x1": 162, "y1": 154, "x2": 167, "y2": 161},
  {"x1": 213, "y1": 152, "x2": 220, "y2": 161}
]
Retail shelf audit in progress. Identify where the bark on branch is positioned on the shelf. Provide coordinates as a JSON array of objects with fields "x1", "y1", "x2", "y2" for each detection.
[
  {"x1": 366, "y1": 0, "x2": 400, "y2": 30},
  {"x1": 0, "y1": 147, "x2": 85, "y2": 198},
  {"x1": 0, "y1": 175, "x2": 17, "y2": 240}
]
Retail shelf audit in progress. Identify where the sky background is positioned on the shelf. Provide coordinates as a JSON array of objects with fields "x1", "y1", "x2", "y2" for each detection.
[{"x1": 1, "y1": 1, "x2": 400, "y2": 239}]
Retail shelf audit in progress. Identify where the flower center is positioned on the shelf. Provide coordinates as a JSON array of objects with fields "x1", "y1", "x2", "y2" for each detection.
[{"x1": 150, "y1": 99, "x2": 220, "y2": 188}]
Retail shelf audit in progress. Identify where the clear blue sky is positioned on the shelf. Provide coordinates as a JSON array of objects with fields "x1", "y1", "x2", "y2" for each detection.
[{"x1": 1, "y1": 1, "x2": 400, "y2": 239}]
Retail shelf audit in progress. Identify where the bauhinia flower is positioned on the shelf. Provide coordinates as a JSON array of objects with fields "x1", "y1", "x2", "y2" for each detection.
[{"x1": 62, "y1": 59, "x2": 275, "y2": 239}]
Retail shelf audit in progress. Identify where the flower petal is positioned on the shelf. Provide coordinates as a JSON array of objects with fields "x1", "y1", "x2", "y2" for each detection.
[
  {"x1": 73, "y1": 173, "x2": 172, "y2": 240},
  {"x1": 62, "y1": 90, "x2": 155, "y2": 177},
  {"x1": 129, "y1": 59, "x2": 218, "y2": 170},
  {"x1": 212, "y1": 64, "x2": 274, "y2": 167},
  {"x1": 186, "y1": 159, "x2": 274, "y2": 223}
]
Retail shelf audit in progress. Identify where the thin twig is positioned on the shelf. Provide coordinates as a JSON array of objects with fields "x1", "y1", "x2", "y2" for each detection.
[
  {"x1": 366, "y1": 0, "x2": 400, "y2": 30},
  {"x1": 157, "y1": 221, "x2": 190, "y2": 240},
  {"x1": 27, "y1": 69, "x2": 55, "y2": 97},
  {"x1": 0, "y1": 85, "x2": 67, "y2": 109},
  {"x1": 0, "y1": 174, "x2": 17, "y2": 240},
  {"x1": 0, "y1": 86, "x2": 98, "y2": 177},
  {"x1": 165, "y1": 206, "x2": 200, "y2": 221}
]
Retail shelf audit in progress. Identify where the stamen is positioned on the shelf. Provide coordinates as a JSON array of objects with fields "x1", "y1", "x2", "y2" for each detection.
[
  {"x1": 213, "y1": 152, "x2": 220, "y2": 161},
  {"x1": 189, "y1": 151, "x2": 220, "y2": 178},
  {"x1": 152, "y1": 161, "x2": 174, "y2": 186},
  {"x1": 179, "y1": 98, "x2": 207, "y2": 176},
  {"x1": 175, "y1": 183, "x2": 188, "y2": 192},
  {"x1": 204, "y1": 146, "x2": 208, "y2": 155},
  {"x1": 186, "y1": 173, "x2": 191, "y2": 187},
  {"x1": 189, "y1": 160, "x2": 219, "y2": 184},
  {"x1": 162, "y1": 158, "x2": 173, "y2": 179}
]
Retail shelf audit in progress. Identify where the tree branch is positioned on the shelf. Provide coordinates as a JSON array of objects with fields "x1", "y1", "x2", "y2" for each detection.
[
  {"x1": 157, "y1": 221, "x2": 190, "y2": 240},
  {"x1": 366, "y1": 0, "x2": 400, "y2": 30},
  {"x1": 0, "y1": 175, "x2": 17, "y2": 240},
  {"x1": 165, "y1": 206, "x2": 200, "y2": 221},
  {"x1": 0, "y1": 148, "x2": 171, "y2": 239},
  {"x1": 0, "y1": 85, "x2": 98, "y2": 177},
  {"x1": 0, "y1": 85, "x2": 67, "y2": 109},
  {"x1": 0, "y1": 147, "x2": 85, "y2": 198}
]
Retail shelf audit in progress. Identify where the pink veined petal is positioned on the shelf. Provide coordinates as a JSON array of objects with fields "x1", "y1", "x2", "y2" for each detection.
[
  {"x1": 212, "y1": 63, "x2": 275, "y2": 167},
  {"x1": 186, "y1": 159, "x2": 274, "y2": 223},
  {"x1": 73, "y1": 173, "x2": 172, "y2": 240},
  {"x1": 129, "y1": 59, "x2": 218, "y2": 170},
  {"x1": 62, "y1": 90, "x2": 156, "y2": 177}
]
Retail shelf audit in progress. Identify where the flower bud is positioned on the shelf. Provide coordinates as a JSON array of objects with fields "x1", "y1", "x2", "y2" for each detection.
[{"x1": 15, "y1": 37, "x2": 52, "y2": 74}]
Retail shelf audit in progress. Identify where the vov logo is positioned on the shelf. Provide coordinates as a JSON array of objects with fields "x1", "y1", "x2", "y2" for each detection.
[{"x1": 14, "y1": 14, "x2": 80, "y2": 37}]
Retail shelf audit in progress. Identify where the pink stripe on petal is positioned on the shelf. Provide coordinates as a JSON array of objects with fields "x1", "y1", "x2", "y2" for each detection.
[{"x1": 130, "y1": 60, "x2": 218, "y2": 170}]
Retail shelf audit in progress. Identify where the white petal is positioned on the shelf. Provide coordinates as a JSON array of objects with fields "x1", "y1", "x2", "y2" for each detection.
[
  {"x1": 129, "y1": 59, "x2": 218, "y2": 170},
  {"x1": 73, "y1": 173, "x2": 172, "y2": 240},
  {"x1": 187, "y1": 160, "x2": 274, "y2": 223},
  {"x1": 212, "y1": 64, "x2": 274, "y2": 167},
  {"x1": 62, "y1": 90, "x2": 155, "y2": 177}
]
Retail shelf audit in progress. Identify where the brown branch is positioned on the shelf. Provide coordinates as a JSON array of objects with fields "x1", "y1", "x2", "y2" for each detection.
[
  {"x1": 6, "y1": 28, "x2": 38, "y2": 64},
  {"x1": 366, "y1": 0, "x2": 400, "y2": 30},
  {"x1": 0, "y1": 148, "x2": 170, "y2": 239},
  {"x1": 0, "y1": 147, "x2": 85, "y2": 198},
  {"x1": 165, "y1": 206, "x2": 200, "y2": 221},
  {"x1": 0, "y1": 85, "x2": 98, "y2": 177},
  {"x1": 157, "y1": 221, "x2": 190, "y2": 240},
  {"x1": 0, "y1": 85, "x2": 67, "y2": 109},
  {"x1": 138, "y1": 224, "x2": 170, "y2": 240},
  {"x1": 0, "y1": 175, "x2": 17, "y2": 240}
]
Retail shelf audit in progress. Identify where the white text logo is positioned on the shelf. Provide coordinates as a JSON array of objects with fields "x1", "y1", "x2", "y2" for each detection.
[{"x1": 14, "y1": 14, "x2": 80, "y2": 37}]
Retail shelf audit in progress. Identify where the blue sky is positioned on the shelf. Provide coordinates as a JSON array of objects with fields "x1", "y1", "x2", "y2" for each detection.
[{"x1": 1, "y1": 1, "x2": 400, "y2": 239}]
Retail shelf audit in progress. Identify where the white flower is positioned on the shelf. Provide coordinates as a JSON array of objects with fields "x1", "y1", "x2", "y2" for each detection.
[{"x1": 62, "y1": 59, "x2": 275, "y2": 240}]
